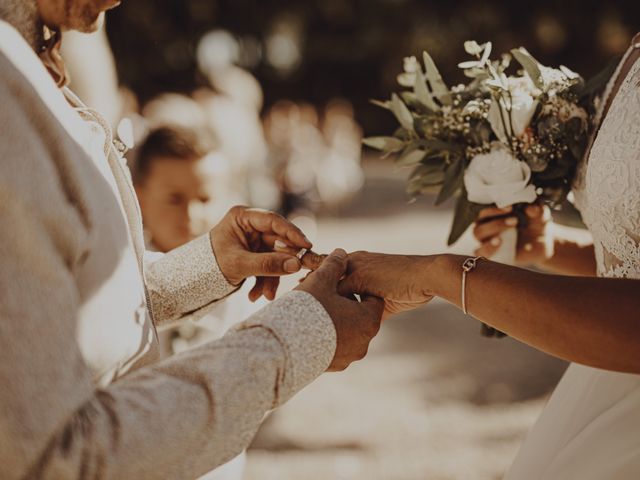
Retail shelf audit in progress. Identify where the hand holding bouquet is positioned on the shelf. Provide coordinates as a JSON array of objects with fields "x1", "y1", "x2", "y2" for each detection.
[{"x1": 365, "y1": 41, "x2": 602, "y2": 261}]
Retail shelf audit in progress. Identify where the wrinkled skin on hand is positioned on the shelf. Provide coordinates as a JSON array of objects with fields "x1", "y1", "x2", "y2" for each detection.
[
  {"x1": 295, "y1": 249, "x2": 384, "y2": 371},
  {"x1": 292, "y1": 248, "x2": 433, "y2": 320},
  {"x1": 339, "y1": 252, "x2": 434, "y2": 319},
  {"x1": 210, "y1": 206, "x2": 312, "y2": 301}
]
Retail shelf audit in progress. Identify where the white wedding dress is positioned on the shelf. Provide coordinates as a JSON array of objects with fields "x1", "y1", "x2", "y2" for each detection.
[{"x1": 505, "y1": 41, "x2": 640, "y2": 479}]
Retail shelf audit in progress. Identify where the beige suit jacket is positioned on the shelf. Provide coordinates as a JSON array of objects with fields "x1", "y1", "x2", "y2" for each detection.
[{"x1": 0, "y1": 20, "x2": 336, "y2": 480}]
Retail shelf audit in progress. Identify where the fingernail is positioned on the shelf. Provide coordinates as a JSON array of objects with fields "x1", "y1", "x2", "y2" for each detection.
[
  {"x1": 523, "y1": 243, "x2": 533, "y2": 252},
  {"x1": 503, "y1": 206, "x2": 513, "y2": 213},
  {"x1": 491, "y1": 237, "x2": 501, "y2": 247},
  {"x1": 284, "y1": 258, "x2": 301, "y2": 273},
  {"x1": 274, "y1": 239, "x2": 288, "y2": 250},
  {"x1": 505, "y1": 217, "x2": 518, "y2": 227}
]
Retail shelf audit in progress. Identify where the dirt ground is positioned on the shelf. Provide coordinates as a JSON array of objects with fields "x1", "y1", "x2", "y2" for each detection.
[{"x1": 245, "y1": 160, "x2": 568, "y2": 480}]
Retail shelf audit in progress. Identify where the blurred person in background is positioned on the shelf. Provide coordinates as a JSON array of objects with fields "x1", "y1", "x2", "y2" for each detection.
[
  {"x1": 196, "y1": 29, "x2": 281, "y2": 211},
  {"x1": 134, "y1": 125, "x2": 260, "y2": 480},
  {"x1": 0, "y1": 1, "x2": 385, "y2": 479},
  {"x1": 133, "y1": 125, "x2": 233, "y2": 254},
  {"x1": 263, "y1": 99, "x2": 364, "y2": 226}
]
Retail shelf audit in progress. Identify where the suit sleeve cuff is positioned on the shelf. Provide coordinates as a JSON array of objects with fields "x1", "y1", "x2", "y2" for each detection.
[
  {"x1": 145, "y1": 234, "x2": 237, "y2": 325},
  {"x1": 233, "y1": 290, "x2": 337, "y2": 405}
]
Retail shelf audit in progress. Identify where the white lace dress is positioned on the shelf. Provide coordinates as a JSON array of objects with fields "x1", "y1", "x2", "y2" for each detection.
[{"x1": 505, "y1": 43, "x2": 640, "y2": 479}]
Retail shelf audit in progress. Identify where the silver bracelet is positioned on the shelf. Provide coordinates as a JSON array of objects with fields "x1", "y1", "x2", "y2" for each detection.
[{"x1": 461, "y1": 256, "x2": 484, "y2": 315}]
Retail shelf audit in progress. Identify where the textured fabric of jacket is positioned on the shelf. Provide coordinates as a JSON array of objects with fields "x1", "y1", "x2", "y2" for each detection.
[{"x1": 0, "y1": 20, "x2": 336, "y2": 480}]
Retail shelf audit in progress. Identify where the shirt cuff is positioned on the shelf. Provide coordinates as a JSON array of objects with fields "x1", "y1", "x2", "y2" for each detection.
[
  {"x1": 234, "y1": 290, "x2": 337, "y2": 406},
  {"x1": 145, "y1": 234, "x2": 237, "y2": 324}
]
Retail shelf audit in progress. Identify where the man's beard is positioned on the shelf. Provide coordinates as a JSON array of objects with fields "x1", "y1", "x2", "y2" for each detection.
[{"x1": 0, "y1": 0, "x2": 44, "y2": 49}]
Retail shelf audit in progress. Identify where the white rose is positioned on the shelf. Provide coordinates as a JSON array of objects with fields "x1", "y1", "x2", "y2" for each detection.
[
  {"x1": 488, "y1": 81, "x2": 538, "y2": 143},
  {"x1": 464, "y1": 146, "x2": 537, "y2": 208}
]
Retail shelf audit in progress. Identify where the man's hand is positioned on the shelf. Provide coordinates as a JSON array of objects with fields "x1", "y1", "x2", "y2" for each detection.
[
  {"x1": 338, "y1": 252, "x2": 434, "y2": 320},
  {"x1": 296, "y1": 249, "x2": 384, "y2": 372},
  {"x1": 210, "y1": 206, "x2": 312, "y2": 302}
]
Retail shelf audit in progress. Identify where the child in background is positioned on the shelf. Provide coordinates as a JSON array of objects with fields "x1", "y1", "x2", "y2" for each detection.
[{"x1": 133, "y1": 125, "x2": 258, "y2": 480}]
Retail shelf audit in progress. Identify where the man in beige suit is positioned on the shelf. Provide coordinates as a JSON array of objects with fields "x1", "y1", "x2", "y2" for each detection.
[{"x1": 0, "y1": 1, "x2": 383, "y2": 478}]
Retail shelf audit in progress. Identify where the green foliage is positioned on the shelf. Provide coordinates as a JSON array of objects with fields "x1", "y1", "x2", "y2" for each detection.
[
  {"x1": 448, "y1": 192, "x2": 485, "y2": 245},
  {"x1": 511, "y1": 48, "x2": 544, "y2": 89},
  {"x1": 363, "y1": 39, "x2": 604, "y2": 246},
  {"x1": 435, "y1": 155, "x2": 465, "y2": 206}
]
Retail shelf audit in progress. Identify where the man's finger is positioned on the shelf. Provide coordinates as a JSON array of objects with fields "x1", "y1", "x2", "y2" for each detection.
[
  {"x1": 272, "y1": 237, "x2": 329, "y2": 270},
  {"x1": 249, "y1": 277, "x2": 266, "y2": 302},
  {"x1": 242, "y1": 252, "x2": 302, "y2": 278},
  {"x1": 272, "y1": 239, "x2": 299, "y2": 255},
  {"x1": 241, "y1": 209, "x2": 312, "y2": 249},
  {"x1": 263, "y1": 277, "x2": 280, "y2": 301}
]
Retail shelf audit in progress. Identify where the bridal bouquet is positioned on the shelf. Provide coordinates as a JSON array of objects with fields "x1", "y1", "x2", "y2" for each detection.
[{"x1": 365, "y1": 41, "x2": 601, "y2": 262}]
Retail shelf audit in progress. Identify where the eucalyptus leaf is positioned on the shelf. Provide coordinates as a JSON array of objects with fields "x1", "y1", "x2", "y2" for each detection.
[
  {"x1": 447, "y1": 192, "x2": 485, "y2": 246},
  {"x1": 407, "y1": 169, "x2": 445, "y2": 195},
  {"x1": 370, "y1": 99, "x2": 392, "y2": 110},
  {"x1": 479, "y1": 42, "x2": 493, "y2": 65},
  {"x1": 464, "y1": 40, "x2": 484, "y2": 56},
  {"x1": 435, "y1": 156, "x2": 465, "y2": 205},
  {"x1": 400, "y1": 91, "x2": 423, "y2": 110},
  {"x1": 362, "y1": 136, "x2": 405, "y2": 152},
  {"x1": 423, "y1": 51, "x2": 452, "y2": 105},
  {"x1": 391, "y1": 93, "x2": 415, "y2": 131},
  {"x1": 410, "y1": 161, "x2": 445, "y2": 181},
  {"x1": 396, "y1": 148, "x2": 427, "y2": 166},
  {"x1": 485, "y1": 78, "x2": 507, "y2": 91},
  {"x1": 414, "y1": 69, "x2": 440, "y2": 111},
  {"x1": 397, "y1": 72, "x2": 416, "y2": 87},
  {"x1": 458, "y1": 60, "x2": 481, "y2": 69},
  {"x1": 463, "y1": 68, "x2": 489, "y2": 79},
  {"x1": 511, "y1": 47, "x2": 544, "y2": 90},
  {"x1": 394, "y1": 127, "x2": 412, "y2": 140},
  {"x1": 416, "y1": 138, "x2": 465, "y2": 153}
]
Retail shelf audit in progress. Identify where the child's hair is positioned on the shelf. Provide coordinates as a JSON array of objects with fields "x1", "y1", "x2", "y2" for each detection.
[{"x1": 133, "y1": 126, "x2": 216, "y2": 185}]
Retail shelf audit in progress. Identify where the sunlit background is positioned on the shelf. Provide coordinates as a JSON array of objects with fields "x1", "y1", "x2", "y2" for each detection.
[{"x1": 61, "y1": 1, "x2": 639, "y2": 478}]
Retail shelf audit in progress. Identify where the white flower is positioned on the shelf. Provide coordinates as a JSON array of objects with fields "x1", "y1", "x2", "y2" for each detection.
[
  {"x1": 488, "y1": 77, "x2": 538, "y2": 143},
  {"x1": 464, "y1": 146, "x2": 537, "y2": 207}
]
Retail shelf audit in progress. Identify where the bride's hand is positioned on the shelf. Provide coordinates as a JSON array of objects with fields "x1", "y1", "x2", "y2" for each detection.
[
  {"x1": 338, "y1": 252, "x2": 434, "y2": 319},
  {"x1": 473, "y1": 203, "x2": 554, "y2": 266}
]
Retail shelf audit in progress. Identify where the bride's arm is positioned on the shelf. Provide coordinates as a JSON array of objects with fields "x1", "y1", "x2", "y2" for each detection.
[{"x1": 341, "y1": 253, "x2": 640, "y2": 374}]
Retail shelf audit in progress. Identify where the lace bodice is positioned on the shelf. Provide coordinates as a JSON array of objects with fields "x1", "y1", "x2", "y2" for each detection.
[{"x1": 573, "y1": 45, "x2": 640, "y2": 279}]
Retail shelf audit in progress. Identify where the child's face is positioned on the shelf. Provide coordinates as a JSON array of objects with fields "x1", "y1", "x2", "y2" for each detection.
[{"x1": 136, "y1": 153, "x2": 231, "y2": 252}]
